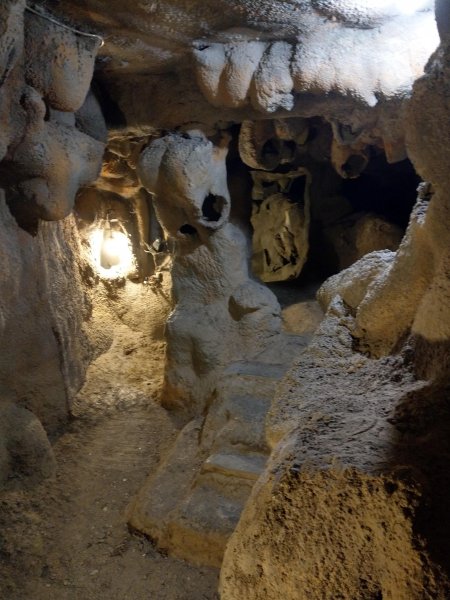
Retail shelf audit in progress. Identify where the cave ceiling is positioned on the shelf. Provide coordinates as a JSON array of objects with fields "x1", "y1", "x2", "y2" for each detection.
[
  {"x1": 33, "y1": 0, "x2": 439, "y2": 135},
  {"x1": 34, "y1": 1, "x2": 433, "y2": 75}
]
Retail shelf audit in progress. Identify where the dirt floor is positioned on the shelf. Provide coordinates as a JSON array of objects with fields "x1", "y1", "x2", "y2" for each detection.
[
  {"x1": 0, "y1": 332, "x2": 220, "y2": 599},
  {"x1": 0, "y1": 280, "x2": 322, "y2": 600}
]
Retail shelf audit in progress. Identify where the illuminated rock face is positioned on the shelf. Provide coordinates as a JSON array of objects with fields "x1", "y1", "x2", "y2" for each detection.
[
  {"x1": 0, "y1": 3, "x2": 105, "y2": 224},
  {"x1": 138, "y1": 132, "x2": 283, "y2": 415}
]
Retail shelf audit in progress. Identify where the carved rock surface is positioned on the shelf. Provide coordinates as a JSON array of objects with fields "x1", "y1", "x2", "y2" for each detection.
[
  {"x1": 238, "y1": 119, "x2": 305, "y2": 172},
  {"x1": 250, "y1": 41, "x2": 294, "y2": 113},
  {"x1": 138, "y1": 133, "x2": 282, "y2": 415},
  {"x1": 221, "y1": 35, "x2": 450, "y2": 600},
  {"x1": 189, "y1": 6, "x2": 437, "y2": 114},
  {"x1": 221, "y1": 304, "x2": 450, "y2": 599},
  {"x1": 0, "y1": 6, "x2": 105, "y2": 223},
  {"x1": 164, "y1": 223, "x2": 282, "y2": 415},
  {"x1": 251, "y1": 169, "x2": 311, "y2": 282},
  {"x1": 0, "y1": 0, "x2": 25, "y2": 162},
  {"x1": 40, "y1": 0, "x2": 438, "y2": 145},
  {"x1": 317, "y1": 249, "x2": 396, "y2": 312},
  {"x1": 75, "y1": 89, "x2": 108, "y2": 143},
  {"x1": 331, "y1": 138, "x2": 369, "y2": 179},
  {"x1": 9, "y1": 109, "x2": 104, "y2": 221},
  {"x1": 0, "y1": 193, "x2": 95, "y2": 433},
  {"x1": 138, "y1": 132, "x2": 230, "y2": 239},
  {"x1": 193, "y1": 41, "x2": 266, "y2": 109}
]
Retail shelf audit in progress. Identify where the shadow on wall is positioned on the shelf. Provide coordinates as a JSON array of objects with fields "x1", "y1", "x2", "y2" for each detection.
[{"x1": 387, "y1": 348, "x2": 450, "y2": 575}]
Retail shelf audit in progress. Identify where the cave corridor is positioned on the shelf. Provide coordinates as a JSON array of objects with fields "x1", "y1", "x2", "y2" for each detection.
[{"x1": 1, "y1": 1, "x2": 450, "y2": 598}]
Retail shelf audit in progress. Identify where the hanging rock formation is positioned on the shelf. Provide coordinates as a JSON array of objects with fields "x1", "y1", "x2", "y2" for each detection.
[{"x1": 0, "y1": 3, "x2": 105, "y2": 224}]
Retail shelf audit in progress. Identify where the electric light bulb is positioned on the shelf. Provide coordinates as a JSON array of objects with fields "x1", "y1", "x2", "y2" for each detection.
[
  {"x1": 101, "y1": 230, "x2": 122, "y2": 268},
  {"x1": 89, "y1": 226, "x2": 135, "y2": 279}
]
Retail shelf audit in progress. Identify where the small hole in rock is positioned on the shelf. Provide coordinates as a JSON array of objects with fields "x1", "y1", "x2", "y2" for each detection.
[
  {"x1": 261, "y1": 138, "x2": 280, "y2": 161},
  {"x1": 342, "y1": 154, "x2": 368, "y2": 178},
  {"x1": 282, "y1": 140, "x2": 296, "y2": 162},
  {"x1": 384, "y1": 481, "x2": 398, "y2": 495},
  {"x1": 43, "y1": 100, "x2": 51, "y2": 122},
  {"x1": 179, "y1": 224, "x2": 197, "y2": 235},
  {"x1": 286, "y1": 175, "x2": 306, "y2": 204},
  {"x1": 19, "y1": 93, "x2": 27, "y2": 110},
  {"x1": 202, "y1": 194, "x2": 225, "y2": 222}
]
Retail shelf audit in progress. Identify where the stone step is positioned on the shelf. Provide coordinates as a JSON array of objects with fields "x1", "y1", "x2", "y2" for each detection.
[
  {"x1": 253, "y1": 331, "x2": 311, "y2": 365},
  {"x1": 218, "y1": 363, "x2": 283, "y2": 403},
  {"x1": 204, "y1": 394, "x2": 272, "y2": 453},
  {"x1": 127, "y1": 418, "x2": 206, "y2": 542},
  {"x1": 129, "y1": 355, "x2": 297, "y2": 569},
  {"x1": 166, "y1": 452, "x2": 268, "y2": 567},
  {"x1": 202, "y1": 452, "x2": 267, "y2": 482},
  {"x1": 167, "y1": 483, "x2": 245, "y2": 567},
  {"x1": 205, "y1": 360, "x2": 293, "y2": 453},
  {"x1": 223, "y1": 360, "x2": 288, "y2": 379}
]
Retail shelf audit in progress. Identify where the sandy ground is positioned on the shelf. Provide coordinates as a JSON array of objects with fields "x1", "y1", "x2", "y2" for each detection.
[
  {"x1": 0, "y1": 331, "x2": 219, "y2": 600},
  {"x1": 0, "y1": 279, "x2": 322, "y2": 600}
]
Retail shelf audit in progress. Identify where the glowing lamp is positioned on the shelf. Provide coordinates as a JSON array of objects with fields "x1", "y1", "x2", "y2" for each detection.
[
  {"x1": 100, "y1": 224, "x2": 123, "y2": 269},
  {"x1": 89, "y1": 220, "x2": 135, "y2": 279}
]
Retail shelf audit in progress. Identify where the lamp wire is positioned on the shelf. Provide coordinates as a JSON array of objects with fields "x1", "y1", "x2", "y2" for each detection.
[{"x1": 25, "y1": 4, "x2": 104, "y2": 47}]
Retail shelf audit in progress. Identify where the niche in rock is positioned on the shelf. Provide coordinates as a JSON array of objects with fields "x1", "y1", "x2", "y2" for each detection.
[
  {"x1": 231, "y1": 118, "x2": 421, "y2": 282},
  {"x1": 311, "y1": 153, "x2": 421, "y2": 277}
]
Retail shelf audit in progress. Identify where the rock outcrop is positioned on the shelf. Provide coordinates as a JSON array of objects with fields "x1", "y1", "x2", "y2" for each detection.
[
  {"x1": 0, "y1": 3, "x2": 105, "y2": 481},
  {"x1": 138, "y1": 131, "x2": 283, "y2": 415},
  {"x1": 220, "y1": 29, "x2": 450, "y2": 600}
]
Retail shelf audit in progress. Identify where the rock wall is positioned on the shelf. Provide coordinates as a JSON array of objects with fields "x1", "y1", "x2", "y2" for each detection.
[
  {"x1": 220, "y1": 24, "x2": 450, "y2": 600},
  {"x1": 0, "y1": 197, "x2": 95, "y2": 433},
  {"x1": 353, "y1": 36, "x2": 450, "y2": 358},
  {"x1": 0, "y1": 2, "x2": 105, "y2": 483},
  {"x1": 1, "y1": 2, "x2": 448, "y2": 595}
]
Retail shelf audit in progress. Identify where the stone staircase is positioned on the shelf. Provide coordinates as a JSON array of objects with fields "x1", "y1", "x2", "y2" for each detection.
[
  {"x1": 128, "y1": 334, "x2": 311, "y2": 566},
  {"x1": 167, "y1": 360, "x2": 287, "y2": 565}
]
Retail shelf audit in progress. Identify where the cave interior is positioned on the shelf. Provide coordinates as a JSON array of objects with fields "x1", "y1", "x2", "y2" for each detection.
[{"x1": 0, "y1": 1, "x2": 450, "y2": 599}]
